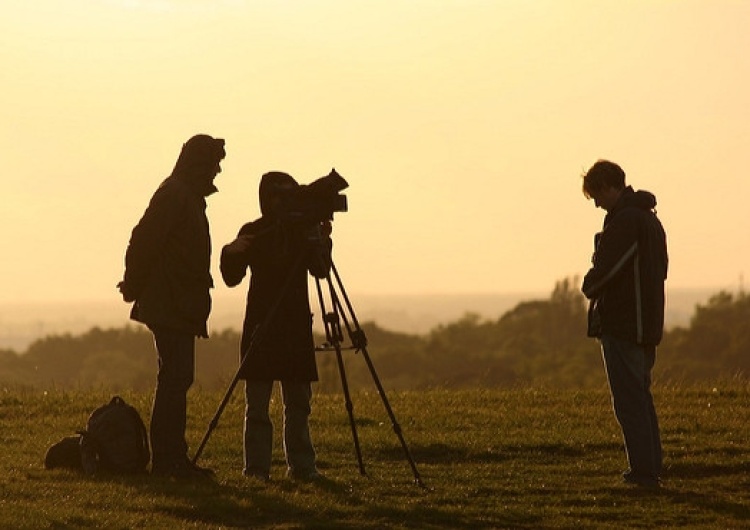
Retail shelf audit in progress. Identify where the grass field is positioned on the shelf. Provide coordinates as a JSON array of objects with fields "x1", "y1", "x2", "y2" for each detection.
[{"x1": 1, "y1": 381, "x2": 748, "y2": 529}]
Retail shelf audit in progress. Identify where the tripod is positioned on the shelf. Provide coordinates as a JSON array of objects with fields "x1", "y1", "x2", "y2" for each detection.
[
  {"x1": 192, "y1": 245, "x2": 424, "y2": 487},
  {"x1": 312, "y1": 259, "x2": 424, "y2": 487}
]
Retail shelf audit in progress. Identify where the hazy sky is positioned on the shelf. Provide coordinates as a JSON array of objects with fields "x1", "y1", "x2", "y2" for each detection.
[{"x1": 2, "y1": 0, "x2": 749, "y2": 307}]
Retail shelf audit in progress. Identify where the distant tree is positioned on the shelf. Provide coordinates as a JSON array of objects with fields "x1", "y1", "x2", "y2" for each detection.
[
  {"x1": 417, "y1": 277, "x2": 600, "y2": 388},
  {"x1": 78, "y1": 349, "x2": 153, "y2": 391},
  {"x1": 0, "y1": 349, "x2": 24, "y2": 385},
  {"x1": 422, "y1": 313, "x2": 495, "y2": 386},
  {"x1": 658, "y1": 291, "x2": 750, "y2": 380},
  {"x1": 316, "y1": 322, "x2": 427, "y2": 393},
  {"x1": 489, "y1": 277, "x2": 600, "y2": 386},
  {"x1": 195, "y1": 328, "x2": 242, "y2": 389},
  {"x1": 3, "y1": 280, "x2": 746, "y2": 391}
]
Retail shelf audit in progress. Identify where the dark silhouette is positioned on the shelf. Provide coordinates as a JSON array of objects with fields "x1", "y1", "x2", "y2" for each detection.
[
  {"x1": 581, "y1": 159, "x2": 668, "y2": 489},
  {"x1": 219, "y1": 171, "x2": 332, "y2": 482},
  {"x1": 117, "y1": 134, "x2": 225, "y2": 480}
]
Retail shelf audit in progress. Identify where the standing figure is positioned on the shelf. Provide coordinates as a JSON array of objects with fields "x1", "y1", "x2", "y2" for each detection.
[
  {"x1": 118, "y1": 134, "x2": 226, "y2": 479},
  {"x1": 581, "y1": 159, "x2": 668, "y2": 488},
  {"x1": 220, "y1": 171, "x2": 331, "y2": 482}
]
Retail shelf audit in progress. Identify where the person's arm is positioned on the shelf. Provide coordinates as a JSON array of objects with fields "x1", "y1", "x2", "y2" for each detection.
[
  {"x1": 582, "y1": 211, "x2": 638, "y2": 300},
  {"x1": 220, "y1": 222, "x2": 263, "y2": 287}
]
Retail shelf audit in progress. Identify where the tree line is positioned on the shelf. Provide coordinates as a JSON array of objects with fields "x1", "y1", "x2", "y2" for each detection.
[{"x1": 1, "y1": 278, "x2": 747, "y2": 392}]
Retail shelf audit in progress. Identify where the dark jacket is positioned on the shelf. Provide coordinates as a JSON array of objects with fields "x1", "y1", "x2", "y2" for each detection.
[
  {"x1": 122, "y1": 175, "x2": 214, "y2": 337},
  {"x1": 220, "y1": 217, "x2": 331, "y2": 381},
  {"x1": 582, "y1": 186, "x2": 668, "y2": 346}
]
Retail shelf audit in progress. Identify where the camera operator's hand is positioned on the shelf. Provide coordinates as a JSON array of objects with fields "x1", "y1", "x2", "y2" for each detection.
[
  {"x1": 220, "y1": 233, "x2": 260, "y2": 287},
  {"x1": 226, "y1": 234, "x2": 256, "y2": 255},
  {"x1": 307, "y1": 221, "x2": 333, "y2": 279},
  {"x1": 303, "y1": 221, "x2": 332, "y2": 245}
]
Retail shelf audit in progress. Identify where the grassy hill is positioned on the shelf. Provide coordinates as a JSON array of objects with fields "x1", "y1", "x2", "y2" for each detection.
[{"x1": 1, "y1": 383, "x2": 748, "y2": 529}]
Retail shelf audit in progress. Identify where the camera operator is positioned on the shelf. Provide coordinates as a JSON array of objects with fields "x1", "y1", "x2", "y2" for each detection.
[{"x1": 220, "y1": 171, "x2": 332, "y2": 482}]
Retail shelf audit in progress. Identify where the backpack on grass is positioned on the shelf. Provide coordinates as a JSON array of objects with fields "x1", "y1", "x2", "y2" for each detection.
[
  {"x1": 44, "y1": 395, "x2": 150, "y2": 475},
  {"x1": 44, "y1": 435, "x2": 84, "y2": 470}
]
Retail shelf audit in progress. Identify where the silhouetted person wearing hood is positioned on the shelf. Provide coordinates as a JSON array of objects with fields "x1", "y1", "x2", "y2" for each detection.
[
  {"x1": 118, "y1": 134, "x2": 226, "y2": 479},
  {"x1": 220, "y1": 171, "x2": 331, "y2": 482},
  {"x1": 581, "y1": 160, "x2": 668, "y2": 489}
]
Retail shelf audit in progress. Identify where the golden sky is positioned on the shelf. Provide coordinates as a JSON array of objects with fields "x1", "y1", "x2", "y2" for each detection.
[{"x1": 2, "y1": 0, "x2": 749, "y2": 304}]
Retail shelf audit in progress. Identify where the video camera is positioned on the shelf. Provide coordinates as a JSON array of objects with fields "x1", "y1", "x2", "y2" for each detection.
[{"x1": 279, "y1": 168, "x2": 348, "y2": 225}]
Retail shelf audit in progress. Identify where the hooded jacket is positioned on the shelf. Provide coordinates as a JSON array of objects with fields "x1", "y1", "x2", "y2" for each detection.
[
  {"x1": 219, "y1": 172, "x2": 331, "y2": 381},
  {"x1": 121, "y1": 135, "x2": 224, "y2": 337},
  {"x1": 582, "y1": 186, "x2": 668, "y2": 346}
]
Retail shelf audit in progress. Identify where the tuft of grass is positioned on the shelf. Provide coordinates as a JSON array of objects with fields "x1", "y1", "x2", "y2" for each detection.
[{"x1": 1, "y1": 382, "x2": 748, "y2": 529}]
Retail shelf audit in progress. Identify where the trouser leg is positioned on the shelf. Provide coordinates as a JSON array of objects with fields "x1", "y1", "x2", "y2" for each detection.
[
  {"x1": 244, "y1": 380, "x2": 274, "y2": 477},
  {"x1": 280, "y1": 381, "x2": 316, "y2": 474},
  {"x1": 150, "y1": 328, "x2": 195, "y2": 468},
  {"x1": 601, "y1": 335, "x2": 662, "y2": 479},
  {"x1": 643, "y1": 348, "x2": 663, "y2": 476}
]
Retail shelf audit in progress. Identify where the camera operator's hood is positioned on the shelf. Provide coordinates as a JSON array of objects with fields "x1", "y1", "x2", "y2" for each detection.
[{"x1": 259, "y1": 171, "x2": 299, "y2": 216}]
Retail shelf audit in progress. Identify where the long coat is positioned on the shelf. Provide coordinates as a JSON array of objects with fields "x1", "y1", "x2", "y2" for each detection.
[
  {"x1": 122, "y1": 175, "x2": 214, "y2": 337},
  {"x1": 220, "y1": 218, "x2": 330, "y2": 381}
]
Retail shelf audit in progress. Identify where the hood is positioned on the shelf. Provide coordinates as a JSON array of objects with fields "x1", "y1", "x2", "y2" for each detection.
[
  {"x1": 618, "y1": 186, "x2": 657, "y2": 212},
  {"x1": 259, "y1": 171, "x2": 299, "y2": 216}
]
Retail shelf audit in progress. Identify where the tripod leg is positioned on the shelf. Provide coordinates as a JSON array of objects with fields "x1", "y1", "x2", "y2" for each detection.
[
  {"x1": 315, "y1": 277, "x2": 366, "y2": 476},
  {"x1": 356, "y1": 344, "x2": 425, "y2": 488},
  {"x1": 334, "y1": 343, "x2": 367, "y2": 476},
  {"x1": 193, "y1": 373, "x2": 241, "y2": 464},
  {"x1": 327, "y1": 264, "x2": 426, "y2": 488}
]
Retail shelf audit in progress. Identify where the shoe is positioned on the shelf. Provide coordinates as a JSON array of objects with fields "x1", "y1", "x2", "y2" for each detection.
[
  {"x1": 286, "y1": 468, "x2": 324, "y2": 482},
  {"x1": 243, "y1": 470, "x2": 271, "y2": 483},
  {"x1": 622, "y1": 471, "x2": 660, "y2": 489}
]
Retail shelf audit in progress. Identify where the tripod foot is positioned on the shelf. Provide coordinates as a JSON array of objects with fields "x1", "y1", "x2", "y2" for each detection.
[{"x1": 415, "y1": 477, "x2": 431, "y2": 490}]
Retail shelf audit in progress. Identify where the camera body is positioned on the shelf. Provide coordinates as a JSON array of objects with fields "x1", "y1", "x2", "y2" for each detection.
[{"x1": 279, "y1": 169, "x2": 348, "y2": 225}]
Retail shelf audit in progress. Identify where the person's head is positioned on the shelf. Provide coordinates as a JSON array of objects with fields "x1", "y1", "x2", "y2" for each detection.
[
  {"x1": 582, "y1": 159, "x2": 626, "y2": 211},
  {"x1": 172, "y1": 134, "x2": 226, "y2": 195},
  {"x1": 259, "y1": 171, "x2": 299, "y2": 217}
]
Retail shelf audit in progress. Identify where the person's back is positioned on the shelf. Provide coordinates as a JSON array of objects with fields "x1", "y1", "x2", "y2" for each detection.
[{"x1": 125, "y1": 174, "x2": 214, "y2": 336}]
